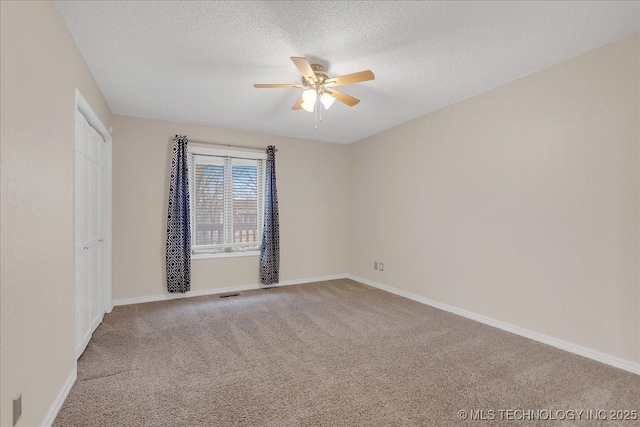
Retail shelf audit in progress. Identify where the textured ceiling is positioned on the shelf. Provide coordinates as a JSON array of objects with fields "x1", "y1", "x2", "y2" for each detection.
[{"x1": 56, "y1": 1, "x2": 639, "y2": 144}]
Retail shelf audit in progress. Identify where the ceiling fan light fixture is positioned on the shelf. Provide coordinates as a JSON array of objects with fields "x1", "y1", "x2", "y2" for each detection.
[
  {"x1": 302, "y1": 89, "x2": 317, "y2": 103},
  {"x1": 301, "y1": 89, "x2": 317, "y2": 113},
  {"x1": 301, "y1": 101, "x2": 315, "y2": 113},
  {"x1": 320, "y1": 93, "x2": 336, "y2": 110},
  {"x1": 254, "y1": 57, "x2": 375, "y2": 117}
]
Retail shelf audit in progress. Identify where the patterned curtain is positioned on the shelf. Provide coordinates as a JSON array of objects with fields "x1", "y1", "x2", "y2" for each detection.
[
  {"x1": 260, "y1": 146, "x2": 280, "y2": 285},
  {"x1": 166, "y1": 135, "x2": 191, "y2": 293}
]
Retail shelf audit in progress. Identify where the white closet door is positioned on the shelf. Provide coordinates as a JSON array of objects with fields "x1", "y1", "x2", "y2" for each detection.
[
  {"x1": 89, "y1": 132, "x2": 104, "y2": 331},
  {"x1": 74, "y1": 116, "x2": 85, "y2": 354},
  {"x1": 76, "y1": 113, "x2": 106, "y2": 358}
]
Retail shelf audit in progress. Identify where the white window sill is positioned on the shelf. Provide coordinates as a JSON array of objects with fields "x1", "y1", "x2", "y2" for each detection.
[{"x1": 192, "y1": 251, "x2": 260, "y2": 260}]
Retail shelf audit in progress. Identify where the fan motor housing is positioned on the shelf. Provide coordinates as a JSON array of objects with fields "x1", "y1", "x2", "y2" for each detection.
[{"x1": 301, "y1": 64, "x2": 329, "y2": 87}]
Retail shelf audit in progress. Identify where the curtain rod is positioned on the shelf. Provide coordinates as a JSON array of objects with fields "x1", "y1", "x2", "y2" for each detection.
[{"x1": 185, "y1": 137, "x2": 278, "y2": 152}]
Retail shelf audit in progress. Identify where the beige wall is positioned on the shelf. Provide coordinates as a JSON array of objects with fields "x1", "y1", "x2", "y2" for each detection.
[
  {"x1": 0, "y1": 2, "x2": 113, "y2": 426},
  {"x1": 112, "y1": 115, "x2": 348, "y2": 300},
  {"x1": 349, "y1": 35, "x2": 640, "y2": 364}
]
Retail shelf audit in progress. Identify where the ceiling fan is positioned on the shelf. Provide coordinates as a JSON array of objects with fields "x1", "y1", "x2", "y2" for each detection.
[{"x1": 254, "y1": 57, "x2": 375, "y2": 113}]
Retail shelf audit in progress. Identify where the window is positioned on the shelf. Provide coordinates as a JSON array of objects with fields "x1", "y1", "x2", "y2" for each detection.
[{"x1": 188, "y1": 147, "x2": 266, "y2": 258}]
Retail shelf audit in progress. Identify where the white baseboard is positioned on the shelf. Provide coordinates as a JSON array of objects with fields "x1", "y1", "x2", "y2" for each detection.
[
  {"x1": 42, "y1": 367, "x2": 77, "y2": 427},
  {"x1": 112, "y1": 274, "x2": 348, "y2": 307},
  {"x1": 347, "y1": 274, "x2": 640, "y2": 375}
]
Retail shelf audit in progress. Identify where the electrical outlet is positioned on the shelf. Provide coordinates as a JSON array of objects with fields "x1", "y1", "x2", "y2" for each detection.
[
  {"x1": 13, "y1": 392, "x2": 22, "y2": 426},
  {"x1": 373, "y1": 261, "x2": 378, "y2": 270},
  {"x1": 379, "y1": 262, "x2": 384, "y2": 272}
]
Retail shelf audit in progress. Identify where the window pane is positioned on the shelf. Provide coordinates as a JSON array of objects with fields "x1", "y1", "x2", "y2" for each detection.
[
  {"x1": 232, "y1": 161, "x2": 259, "y2": 245},
  {"x1": 194, "y1": 163, "x2": 224, "y2": 246},
  {"x1": 189, "y1": 151, "x2": 264, "y2": 255}
]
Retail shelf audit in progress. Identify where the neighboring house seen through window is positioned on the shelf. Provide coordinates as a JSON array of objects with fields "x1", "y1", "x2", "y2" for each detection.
[{"x1": 188, "y1": 146, "x2": 266, "y2": 258}]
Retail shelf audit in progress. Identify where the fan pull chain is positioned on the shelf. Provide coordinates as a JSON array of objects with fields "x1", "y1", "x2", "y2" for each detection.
[{"x1": 314, "y1": 98, "x2": 318, "y2": 130}]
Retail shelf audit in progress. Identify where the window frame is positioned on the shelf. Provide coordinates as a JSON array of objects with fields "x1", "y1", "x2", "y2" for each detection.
[{"x1": 188, "y1": 146, "x2": 267, "y2": 260}]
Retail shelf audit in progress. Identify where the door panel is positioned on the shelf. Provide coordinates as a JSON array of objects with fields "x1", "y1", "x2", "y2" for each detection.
[
  {"x1": 81, "y1": 248, "x2": 92, "y2": 349},
  {"x1": 91, "y1": 243, "x2": 103, "y2": 330}
]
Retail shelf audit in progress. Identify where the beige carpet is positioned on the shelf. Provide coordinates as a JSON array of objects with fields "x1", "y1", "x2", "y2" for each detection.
[{"x1": 54, "y1": 279, "x2": 639, "y2": 426}]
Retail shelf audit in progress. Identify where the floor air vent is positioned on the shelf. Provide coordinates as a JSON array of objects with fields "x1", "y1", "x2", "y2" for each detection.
[{"x1": 219, "y1": 293, "x2": 240, "y2": 298}]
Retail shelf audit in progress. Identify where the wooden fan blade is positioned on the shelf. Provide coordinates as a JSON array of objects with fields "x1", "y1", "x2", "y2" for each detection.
[
  {"x1": 325, "y1": 70, "x2": 375, "y2": 87},
  {"x1": 291, "y1": 57, "x2": 317, "y2": 83},
  {"x1": 254, "y1": 83, "x2": 303, "y2": 88},
  {"x1": 326, "y1": 89, "x2": 360, "y2": 106},
  {"x1": 292, "y1": 97, "x2": 303, "y2": 110}
]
